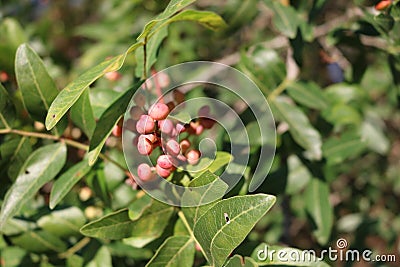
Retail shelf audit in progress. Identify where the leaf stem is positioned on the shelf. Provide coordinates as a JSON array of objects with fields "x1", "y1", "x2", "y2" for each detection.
[
  {"x1": 0, "y1": 113, "x2": 11, "y2": 130},
  {"x1": 177, "y1": 211, "x2": 207, "y2": 258},
  {"x1": 267, "y1": 78, "x2": 291, "y2": 102},
  {"x1": 0, "y1": 128, "x2": 128, "y2": 172},
  {"x1": 58, "y1": 237, "x2": 91, "y2": 259}
]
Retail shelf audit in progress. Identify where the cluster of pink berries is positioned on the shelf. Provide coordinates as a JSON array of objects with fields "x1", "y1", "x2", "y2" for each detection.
[{"x1": 124, "y1": 90, "x2": 216, "y2": 182}]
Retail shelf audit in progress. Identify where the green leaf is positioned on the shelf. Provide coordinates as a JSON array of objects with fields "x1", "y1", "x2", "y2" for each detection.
[
  {"x1": 136, "y1": 9, "x2": 226, "y2": 78},
  {"x1": 0, "y1": 137, "x2": 32, "y2": 181},
  {"x1": 360, "y1": 118, "x2": 389, "y2": 155},
  {"x1": 239, "y1": 46, "x2": 286, "y2": 94},
  {"x1": 86, "y1": 246, "x2": 112, "y2": 267},
  {"x1": 88, "y1": 85, "x2": 138, "y2": 165},
  {"x1": 1, "y1": 218, "x2": 36, "y2": 236},
  {"x1": 264, "y1": 0, "x2": 300, "y2": 38},
  {"x1": 160, "y1": 10, "x2": 227, "y2": 32},
  {"x1": 0, "y1": 83, "x2": 14, "y2": 129},
  {"x1": 89, "y1": 88, "x2": 121, "y2": 118},
  {"x1": 128, "y1": 193, "x2": 153, "y2": 221},
  {"x1": 374, "y1": 13, "x2": 394, "y2": 32},
  {"x1": 67, "y1": 255, "x2": 84, "y2": 267},
  {"x1": 286, "y1": 155, "x2": 312, "y2": 195},
  {"x1": 182, "y1": 171, "x2": 229, "y2": 229},
  {"x1": 251, "y1": 243, "x2": 330, "y2": 266},
  {"x1": 186, "y1": 152, "x2": 232, "y2": 178},
  {"x1": 15, "y1": 44, "x2": 66, "y2": 135},
  {"x1": 37, "y1": 207, "x2": 86, "y2": 237},
  {"x1": 145, "y1": 236, "x2": 195, "y2": 267},
  {"x1": 193, "y1": 194, "x2": 276, "y2": 267},
  {"x1": 272, "y1": 97, "x2": 322, "y2": 160},
  {"x1": 136, "y1": 26, "x2": 169, "y2": 78},
  {"x1": 322, "y1": 103, "x2": 361, "y2": 127},
  {"x1": 0, "y1": 18, "x2": 27, "y2": 72},
  {"x1": 305, "y1": 178, "x2": 333, "y2": 245},
  {"x1": 0, "y1": 247, "x2": 27, "y2": 267},
  {"x1": 49, "y1": 158, "x2": 92, "y2": 209},
  {"x1": 137, "y1": 0, "x2": 196, "y2": 40},
  {"x1": 286, "y1": 81, "x2": 329, "y2": 110},
  {"x1": 0, "y1": 142, "x2": 67, "y2": 231},
  {"x1": 224, "y1": 255, "x2": 258, "y2": 267},
  {"x1": 70, "y1": 88, "x2": 96, "y2": 138},
  {"x1": 45, "y1": 42, "x2": 143, "y2": 130},
  {"x1": 10, "y1": 230, "x2": 67, "y2": 253},
  {"x1": 80, "y1": 201, "x2": 174, "y2": 243},
  {"x1": 322, "y1": 131, "x2": 367, "y2": 165}
]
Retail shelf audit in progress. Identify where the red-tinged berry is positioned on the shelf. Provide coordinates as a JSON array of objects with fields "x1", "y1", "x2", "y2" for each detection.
[
  {"x1": 137, "y1": 163, "x2": 154, "y2": 181},
  {"x1": 142, "y1": 79, "x2": 153, "y2": 90},
  {"x1": 137, "y1": 136, "x2": 153, "y2": 155},
  {"x1": 157, "y1": 155, "x2": 175, "y2": 169},
  {"x1": 0, "y1": 71, "x2": 9, "y2": 82},
  {"x1": 136, "y1": 115, "x2": 155, "y2": 134},
  {"x1": 130, "y1": 106, "x2": 144, "y2": 120},
  {"x1": 158, "y1": 119, "x2": 174, "y2": 135},
  {"x1": 198, "y1": 105, "x2": 210, "y2": 117},
  {"x1": 134, "y1": 93, "x2": 146, "y2": 107},
  {"x1": 141, "y1": 133, "x2": 158, "y2": 143},
  {"x1": 186, "y1": 149, "x2": 201, "y2": 165},
  {"x1": 177, "y1": 154, "x2": 187, "y2": 162},
  {"x1": 112, "y1": 125, "x2": 122, "y2": 137},
  {"x1": 200, "y1": 118, "x2": 215, "y2": 129},
  {"x1": 195, "y1": 124, "x2": 204, "y2": 135},
  {"x1": 124, "y1": 118, "x2": 137, "y2": 132},
  {"x1": 166, "y1": 139, "x2": 181, "y2": 156},
  {"x1": 375, "y1": 0, "x2": 391, "y2": 10},
  {"x1": 105, "y1": 71, "x2": 122, "y2": 81},
  {"x1": 149, "y1": 103, "x2": 170, "y2": 121},
  {"x1": 173, "y1": 90, "x2": 185, "y2": 104},
  {"x1": 156, "y1": 164, "x2": 171, "y2": 178},
  {"x1": 166, "y1": 101, "x2": 175, "y2": 112},
  {"x1": 176, "y1": 123, "x2": 185, "y2": 133},
  {"x1": 180, "y1": 139, "x2": 191, "y2": 154},
  {"x1": 157, "y1": 72, "x2": 170, "y2": 88}
]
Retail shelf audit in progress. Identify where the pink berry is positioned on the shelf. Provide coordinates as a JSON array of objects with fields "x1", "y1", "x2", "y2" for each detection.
[
  {"x1": 198, "y1": 105, "x2": 210, "y2": 117},
  {"x1": 157, "y1": 72, "x2": 170, "y2": 88},
  {"x1": 105, "y1": 71, "x2": 122, "y2": 81},
  {"x1": 177, "y1": 154, "x2": 187, "y2": 162},
  {"x1": 149, "y1": 103, "x2": 170, "y2": 121},
  {"x1": 180, "y1": 139, "x2": 191, "y2": 154},
  {"x1": 137, "y1": 136, "x2": 153, "y2": 155},
  {"x1": 157, "y1": 155, "x2": 175, "y2": 169},
  {"x1": 158, "y1": 119, "x2": 174, "y2": 135},
  {"x1": 166, "y1": 139, "x2": 180, "y2": 156},
  {"x1": 156, "y1": 164, "x2": 171, "y2": 178},
  {"x1": 195, "y1": 124, "x2": 204, "y2": 135},
  {"x1": 130, "y1": 106, "x2": 144, "y2": 120},
  {"x1": 141, "y1": 133, "x2": 158, "y2": 143},
  {"x1": 176, "y1": 123, "x2": 185, "y2": 133},
  {"x1": 112, "y1": 125, "x2": 122, "y2": 137},
  {"x1": 136, "y1": 115, "x2": 155, "y2": 134},
  {"x1": 137, "y1": 163, "x2": 154, "y2": 181},
  {"x1": 186, "y1": 149, "x2": 201, "y2": 165},
  {"x1": 173, "y1": 90, "x2": 185, "y2": 104}
]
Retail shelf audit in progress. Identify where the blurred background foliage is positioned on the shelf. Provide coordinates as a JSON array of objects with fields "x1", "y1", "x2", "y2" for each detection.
[{"x1": 0, "y1": 0, "x2": 400, "y2": 266}]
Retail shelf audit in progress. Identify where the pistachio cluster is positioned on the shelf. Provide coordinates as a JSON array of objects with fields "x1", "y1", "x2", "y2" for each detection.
[{"x1": 124, "y1": 90, "x2": 215, "y2": 181}]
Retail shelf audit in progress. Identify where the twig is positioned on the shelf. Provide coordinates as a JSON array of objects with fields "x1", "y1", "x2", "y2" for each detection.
[
  {"x1": 58, "y1": 237, "x2": 91, "y2": 259},
  {"x1": 0, "y1": 128, "x2": 128, "y2": 172}
]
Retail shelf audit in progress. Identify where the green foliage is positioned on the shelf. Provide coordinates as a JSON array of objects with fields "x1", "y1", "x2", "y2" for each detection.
[{"x1": 1, "y1": 0, "x2": 399, "y2": 266}]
